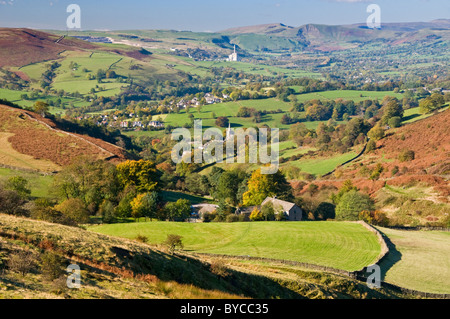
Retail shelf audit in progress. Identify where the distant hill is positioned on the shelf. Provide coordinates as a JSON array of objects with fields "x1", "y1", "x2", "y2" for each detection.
[
  {"x1": 221, "y1": 23, "x2": 296, "y2": 35},
  {"x1": 0, "y1": 104, "x2": 129, "y2": 172},
  {"x1": 0, "y1": 28, "x2": 97, "y2": 68},
  {"x1": 0, "y1": 28, "x2": 152, "y2": 68},
  {"x1": 221, "y1": 20, "x2": 450, "y2": 51}
]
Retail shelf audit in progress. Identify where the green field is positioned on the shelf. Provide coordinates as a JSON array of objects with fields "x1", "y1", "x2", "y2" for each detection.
[
  {"x1": 295, "y1": 90, "x2": 404, "y2": 103},
  {"x1": 0, "y1": 88, "x2": 88, "y2": 114},
  {"x1": 172, "y1": 57, "x2": 322, "y2": 79},
  {"x1": 89, "y1": 221, "x2": 381, "y2": 271},
  {"x1": 402, "y1": 105, "x2": 449, "y2": 124},
  {"x1": 287, "y1": 151, "x2": 358, "y2": 176},
  {"x1": 164, "y1": 97, "x2": 349, "y2": 134},
  {"x1": 377, "y1": 227, "x2": 450, "y2": 294},
  {"x1": 0, "y1": 167, "x2": 54, "y2": 198}
]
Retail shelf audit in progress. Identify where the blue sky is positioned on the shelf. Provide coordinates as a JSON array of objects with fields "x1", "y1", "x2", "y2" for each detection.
[{"x1": 0, "y1": 0, "x2": 449, "y2": 31}]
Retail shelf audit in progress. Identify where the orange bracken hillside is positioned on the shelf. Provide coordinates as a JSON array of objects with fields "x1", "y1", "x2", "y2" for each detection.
[
  {"x1": 0, "y1": 104, "x2": 129, "y2": 172},
  {"x1": 294, "y1": 109, "x2": 450, "y2": 202},
  {"x1": 0, "y1": 28, "x2": 96, "y2": 68}
]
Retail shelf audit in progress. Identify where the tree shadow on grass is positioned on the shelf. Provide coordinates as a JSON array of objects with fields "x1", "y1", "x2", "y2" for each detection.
[
  {"x1": 402, "y1": 114, "x2": 420, "y2": 123},
  {"x1": 376, "y1": 229, "x2": 402, "y2": 282}
]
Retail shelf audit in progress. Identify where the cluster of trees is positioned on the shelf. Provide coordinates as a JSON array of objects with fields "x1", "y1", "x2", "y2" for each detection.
[
  {"x1": 293, "y1": 180, "x2": 388, "y2": 225},
  {"x1": 40, "y1": 62, "x2": 61, "y2": 89},
  {"x1": 286, "y1": 116, "x2": 371, "y2": 155},
  {"x1": 281, "y1": 95, "x2": 414, "y2": 156},
  {"x1": 0, "y1": 158, "x2": 194, "y2": 225},
  {"x1": 0, "y1": 68, "x2": 28, "y2": 91},
  {"x1": 419, "y1": 92, "x2": 448, "y2": 114}
]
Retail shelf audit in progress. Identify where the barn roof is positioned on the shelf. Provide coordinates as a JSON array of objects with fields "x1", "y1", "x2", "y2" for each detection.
[{"x1": 261, "y1": 197, "x2": 297, "y2": 212}]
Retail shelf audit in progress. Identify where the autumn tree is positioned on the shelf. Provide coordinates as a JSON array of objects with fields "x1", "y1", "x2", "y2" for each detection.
[
  {"x1": 306, "y1": 103, "x2": 332, "y2": 121},
  {"x1": 215, "y1": 117, "x2": 229, "y2": 128},
  {"x1": 381, "y1": 99, "x2": 403, "y2": 125},
  {"x1": 33, "y1": 101, "x2": 49, "y2": 117},
  {"x1": 130, "y1": 192, "x2": 159, "y2": 221},
  {"x1": 249, "y1": 208, "x2": 264, "y2": 221},
  {"x1": 116, "y1": 160, "x2": 161, "y2": 194},
  {"x1": 367, "y1": 125, "x2": 385, "y2": 142},
  {"x1": 419, "y1": 93, "x2": 445, "y2": 114},
  {"x1": 164, "y1": 199, "x2": 191, "y2": 221},
  {"x1": 55, "y1": 198, "x2": 90, "y2": 224},
  {"x1": 52, "y1": 157, "x2": 119, "y2": 212},
  {"x1": 242, "y1": 169, "x2": 293, "y2": 206}
]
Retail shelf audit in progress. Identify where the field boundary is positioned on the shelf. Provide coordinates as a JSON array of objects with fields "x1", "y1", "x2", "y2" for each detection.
[{"x1": 322, "y1": 142, "x2": 368, "y2": 178}]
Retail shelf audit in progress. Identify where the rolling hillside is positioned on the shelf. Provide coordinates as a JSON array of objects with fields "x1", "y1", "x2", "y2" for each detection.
[
  {"x1": 297, "y1": 109, "x2": 450, "y2": 227},
  {"x1": 221, "y1": 20, "x2": 450, "y2": 51},
  {"x1": 0, "y1": 213, "x2": 404, "y2": 299},
  {"x1": 0, "y1": 28, "x2": 97, "y2": 68},
  {"x1": 0, "y1": 104, "x2": 129, "y2": 172}
]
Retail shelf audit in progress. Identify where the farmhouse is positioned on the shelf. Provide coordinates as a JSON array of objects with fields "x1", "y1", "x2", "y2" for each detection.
[
  {"x1": 236, "y1": 197, "x2": 303, "y2": 221},
  {"x1": 261, "y1": 197, "x2": 303, "y2": 221}
]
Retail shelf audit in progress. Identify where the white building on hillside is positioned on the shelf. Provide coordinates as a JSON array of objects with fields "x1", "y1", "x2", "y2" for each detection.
[{"x1": 228, "y1": 45, "x2": 239, "y2": 62}]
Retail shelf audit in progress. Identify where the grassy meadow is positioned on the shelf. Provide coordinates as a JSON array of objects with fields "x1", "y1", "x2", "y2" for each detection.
[
  {"x1": 377, "y1": 227, "x2": 450, "y2": 294},
  {"x1": 0, "y1": 167, "x2": 54, "y2": 198},
  {"x1": 89, "y1": 221, "x2": 382, "y2": 272}
]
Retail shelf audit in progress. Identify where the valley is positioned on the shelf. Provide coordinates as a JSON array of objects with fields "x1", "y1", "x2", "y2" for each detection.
[{"x1": 0, "y1": 14, "x2": 448, "y2": 302}]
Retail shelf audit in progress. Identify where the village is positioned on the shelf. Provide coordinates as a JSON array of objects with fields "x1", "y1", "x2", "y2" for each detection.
[{"x1": 86, "y1": 92, "x2": 227, "y2": 131}]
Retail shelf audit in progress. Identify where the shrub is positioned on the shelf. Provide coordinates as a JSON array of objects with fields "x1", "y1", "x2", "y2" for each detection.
[
  {"x1": 40, "y1": 251, "x2": 66, "y2": 281},
  {"x1": 238, "y1": 214, "x2": 250, "y2": 222},
  {"x1": 210, "y1": 259, "x2": 231, "y2": 279},
  {"x1": 249, "y1": 208, "x2": 264, "y2": 221},
  {"x1": 388, "y1": 116, "x2": 402, "y2": 128},
  {"x1": 359, "y1": 210, "x2": 389, "y2": 226},
  {"x1": 7, "y1": 249, "x2": 38, "y2": 277},
  {"x1": 370, "y1": 163, "x2": 384, "y2": 181},
  {"x1": 31, "y1": 200, "x2": 77, "y2": 226},
  {"x1": 365, "y1": 140, "x2": 377, "y2": 153},
  {"x1": 275, "y1": 212, "x2": 287, "y2": 221},
  {"x1": 212, "y1": 214, "x2": 225, "y2": 223},
  {"x1": 372, "y1": 211, "x2": 389, "y2": 226},
  {"x1": 135, "y1": 235, "x2": 149, "y2": 243},
  {"x1": 202, "y1": 211, "x2": 217, "y2": 223},
  {"x1": 391, "y1": 166, "x2": 399, "y2": 176},
  {"x1": 0, "y1": 188, "x2": 27, "y2": 216},
  {"x1": 398, "y1": 150, "x2": 415, "y2": 162},
  {"x1": 163, "y1": 234, "x2": 184, "y2": 255},
  {"x1": 226, "y1": 214, "x2": 239, "y2": 223}
]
